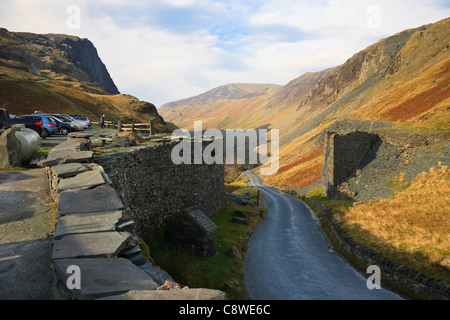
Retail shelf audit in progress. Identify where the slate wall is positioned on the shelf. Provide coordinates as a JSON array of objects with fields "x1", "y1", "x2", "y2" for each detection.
[{"x1": 97, "y1": 140, "x2": 224, "y2": 236}]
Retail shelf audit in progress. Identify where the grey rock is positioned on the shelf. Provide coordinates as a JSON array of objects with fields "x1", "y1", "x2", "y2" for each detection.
[
  {"x1": 0, "y1": 128, "x2": 21, "y2": 169},
  {"x1": 112, "y1": 136, "x2": 134, "y2": 147},
  {"x1": 90, "y1": 138, "x2": 105, "y2": 147},
  {"x1": 53, "y1": 211, "x2": 123, "y2": 240},
  {"x1": 138, "y1": 262, "x2": 175, "y2": 286},
  {"x1": 67, "y1": 132, "x2": 95, "y2": 139},
  {"x1": 228, "y1": 246, "x2": 242, "y2": 259},
  {"x1": 53, "y1": 258, "x2": 158, "y2": 300},
  {"x1": 57, "y1": 169, "x2": 106, "y2": 192},
  {"x1": 57, "y1": 187, "x2": 124, "y2": 217},
  {"x1": 38, "y1": 150, "x2": 93, "y2": 167},
  {"x1": 52, "y1": 231, "x2": 133, "y2": 260},
  {"x1": 51, "y1": 163, "x2": 89, "y2": 179}
]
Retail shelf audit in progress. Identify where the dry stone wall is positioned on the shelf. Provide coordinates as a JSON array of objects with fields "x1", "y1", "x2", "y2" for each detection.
[{"x1": 96, "y1": 140, "x2": 224, "y2": 236}]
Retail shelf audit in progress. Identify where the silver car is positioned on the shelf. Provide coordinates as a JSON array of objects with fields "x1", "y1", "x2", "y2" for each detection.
[
  {"x1": 71, "y1": 115, "x2": 91, "y2": 128},
  {"x1": 52, "y1": 114, "x2": 85, "y2": 131}
]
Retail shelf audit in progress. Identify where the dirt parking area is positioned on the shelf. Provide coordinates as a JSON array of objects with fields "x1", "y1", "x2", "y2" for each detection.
[{"x1": 0, "y1": 168, "x2": 54, "y2": 300}]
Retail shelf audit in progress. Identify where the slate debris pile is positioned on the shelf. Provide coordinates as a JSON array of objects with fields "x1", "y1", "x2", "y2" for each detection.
[{"x1": 39, "y1": 133, "x2": 226, "y2": 300}]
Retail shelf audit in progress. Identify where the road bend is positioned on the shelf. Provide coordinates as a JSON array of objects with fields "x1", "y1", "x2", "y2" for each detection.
[{"x1": 243, "y1": 172, "x2": 402, "y2": 300}]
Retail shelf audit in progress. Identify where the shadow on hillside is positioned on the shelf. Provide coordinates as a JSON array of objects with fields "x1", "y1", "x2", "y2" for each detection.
[{"x1": 336, "y1": 218, "x2": 450, "y2": 297}]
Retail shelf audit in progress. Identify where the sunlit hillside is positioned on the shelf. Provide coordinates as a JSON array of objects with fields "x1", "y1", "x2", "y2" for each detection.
[
  {"x1": 168, "y1": 18, "x2": 450, "y2": 190},
  {"x1": 0, "y1": 28, "x2": 168, "y2": 132}
]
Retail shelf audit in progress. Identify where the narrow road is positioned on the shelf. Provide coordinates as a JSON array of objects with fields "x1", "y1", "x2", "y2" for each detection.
[
  {"x1": 243, "y1": 172, "x2": 402, "y2": 300},
  {"x1": 30, "y1": 60, "x2": 45, "y2": 77}
]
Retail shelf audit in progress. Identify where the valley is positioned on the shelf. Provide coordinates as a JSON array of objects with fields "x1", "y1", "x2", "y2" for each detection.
[
  {"x1": 160, "y1": 17, "x2": 450, "y2": 297},
  {"x1": 0, "y1": 14, "x2": 448, "y2": 301}
]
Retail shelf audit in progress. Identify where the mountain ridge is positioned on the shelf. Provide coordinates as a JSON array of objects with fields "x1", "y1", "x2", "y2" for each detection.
[
  {"x1": 0, "y1": 28, "x2": 168, "y2": 132},
  {"x1": 159, "y1": 17, "x2": 450, "y2": 189}
]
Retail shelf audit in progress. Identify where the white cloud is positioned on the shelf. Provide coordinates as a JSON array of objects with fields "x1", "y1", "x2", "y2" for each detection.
[{"x1": 0, "y1": 0, "x2": 449, "y2": 107}]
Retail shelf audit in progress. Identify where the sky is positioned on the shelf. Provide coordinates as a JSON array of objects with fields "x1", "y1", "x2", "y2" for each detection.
[{"x1": 1, "y1": 0, "x2": 449, "y2": 107}]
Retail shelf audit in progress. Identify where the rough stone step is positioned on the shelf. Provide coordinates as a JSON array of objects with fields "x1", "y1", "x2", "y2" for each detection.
[
  {"x1": 53, "y1": 211, "x2": 123, "y2": 240},
  {"x1": 53, "y1": 257, "x2": 158, "y2": 300},
  {"x1": 57, "y1": 187, "x2": 124, "y2": 217},
  {"x1": 50, "y1": 163, "x2": 89, "y2": 179},
  {"x1": 52, "y1": 231, "x2": 133, "y2": 260},
  {"x1": 57, "y1": 169, "x2": 106, "y2": 192},
  {"x1": 38, "y1": 151, "x2": 93, "y2": 167}
]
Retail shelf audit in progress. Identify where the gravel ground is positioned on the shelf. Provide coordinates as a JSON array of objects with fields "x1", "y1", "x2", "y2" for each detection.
[{"x1": 0, "y1": 169, "x2": 54, "y2": 300}]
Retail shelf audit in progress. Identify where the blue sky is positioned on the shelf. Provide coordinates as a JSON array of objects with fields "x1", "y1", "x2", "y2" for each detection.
[{"x1": 1, "y1": 0, "x2": 449, "y2": 107}]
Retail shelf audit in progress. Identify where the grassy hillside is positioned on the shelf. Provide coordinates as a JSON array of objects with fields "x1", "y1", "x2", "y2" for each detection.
[{"x1": 0, "y1": 28, "x2": 168, "y2": 132}]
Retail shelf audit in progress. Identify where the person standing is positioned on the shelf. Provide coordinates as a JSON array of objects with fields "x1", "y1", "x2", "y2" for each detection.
[{"x1": 100, "y1": 114, "x2": 105, "y2": 129}]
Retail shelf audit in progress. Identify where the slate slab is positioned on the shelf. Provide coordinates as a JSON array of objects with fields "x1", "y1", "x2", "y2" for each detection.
[
  {"x1": 53, "y1": 211, "x2": 123, "y2": 240},
  {"x1": 52, "y1": 231, "x2": 133, "y2": 260},
  {"x1": 57, "y1": 187, "x2": 124, "y2": 217},
  {"x1": 51, "y1": 138, "x2": 91, "y2": 151},
  {"x1": 53, "y1": 257, "x2": 158, "y2": 299},
  {"x1": 138, "y1": 262, "x2": 175, "y2": 286},
  {"x1": 51, "y1": 163, "x2": 89, "y2": 179},
  {"x1": 38, "y1": 151, "x2": 93, "y2": 167},
  {"x1": 57, "y1": 169, "x2": 106, "y2": 192},
  {"x1": 68, "y1": 132, "x2": 95, "y2": 139}
]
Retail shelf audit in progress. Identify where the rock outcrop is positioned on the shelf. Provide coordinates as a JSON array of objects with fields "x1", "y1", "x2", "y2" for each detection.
[{"x1": 0, "y1": 128, "x2": 21, "y2": 169}]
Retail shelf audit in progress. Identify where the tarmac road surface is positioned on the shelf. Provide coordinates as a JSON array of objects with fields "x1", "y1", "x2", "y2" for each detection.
[{"x1": 243, "y1": 172, "x2": 402, "y2": 300}]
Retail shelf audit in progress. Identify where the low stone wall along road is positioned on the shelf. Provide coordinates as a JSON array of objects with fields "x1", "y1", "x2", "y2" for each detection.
[{"x1": 243, "y1": 172, "x2": 402, "y2": 300}]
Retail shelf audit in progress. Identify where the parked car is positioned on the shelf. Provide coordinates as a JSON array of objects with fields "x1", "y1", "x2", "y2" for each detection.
[
  {"x1": 50, "y1": 116, "x2": 77, "y2": 135},
  {"x1": 0, "y1": 108, "x2": 43, "y2": 136},
  {"x1": 71, "y1": 115, "x2": 91, "y2": 128},
  {"x1": 17, "y1": 114, "x2": 57, "y2": 138},
  {"x1": 52, "y1": 114, "x2": 85, "y2": 131}
]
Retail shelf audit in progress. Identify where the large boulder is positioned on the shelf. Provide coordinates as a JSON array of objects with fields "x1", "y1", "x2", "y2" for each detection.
[{"x1": 0, "y1": 128, "x2": 22, "y2": 169}]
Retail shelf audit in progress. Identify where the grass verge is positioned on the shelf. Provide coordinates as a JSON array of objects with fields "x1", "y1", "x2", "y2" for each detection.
[{"x1": 143, "y1": 172, "x2": 267, "y2": 300}]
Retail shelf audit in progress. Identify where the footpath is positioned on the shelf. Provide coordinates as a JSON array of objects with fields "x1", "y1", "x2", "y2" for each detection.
[{"x1": 0, "y1": 166, "x2": 54, "y2": 299}]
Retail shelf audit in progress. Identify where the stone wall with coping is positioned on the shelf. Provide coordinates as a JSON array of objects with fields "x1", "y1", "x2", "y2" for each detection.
[
  {"x1": 41, "y1": 133, "x2": 225, "y2": 300},
  {"x1": 96, "y1": 140, "x2": 225, "y2": 236}
]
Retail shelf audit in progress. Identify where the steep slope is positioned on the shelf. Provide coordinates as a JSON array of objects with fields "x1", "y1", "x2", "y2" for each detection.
[
  {"x1": 0, "y1": 28, "x2": 168, "y2": 132},
  {"x1": 261, "y1": 18, "x2": 450, "y2": 189},
  {"x1": 159, "y1": 83, "x2": 281, "y2": 130},
  {"x1": 161, "y1": 18, "x2": 450, "y2": 190}
]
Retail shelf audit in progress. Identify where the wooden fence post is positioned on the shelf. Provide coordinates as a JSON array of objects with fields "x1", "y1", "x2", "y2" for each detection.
[
  {"x1": 149, "y1": 119, "x2": 155, "y2": 136},
  {"x1": 132, "y1": 119, "x2": 135, "y2": 133},
  {"x1": 118, "y1": 119, "x2": 122, "y2": 132}
]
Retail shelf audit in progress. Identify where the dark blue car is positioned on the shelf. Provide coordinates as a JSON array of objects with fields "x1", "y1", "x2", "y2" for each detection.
[{"x1": 49, "y1": 116, "x2": 78, "y2": 135}]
